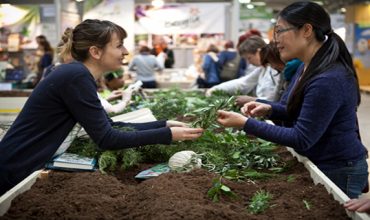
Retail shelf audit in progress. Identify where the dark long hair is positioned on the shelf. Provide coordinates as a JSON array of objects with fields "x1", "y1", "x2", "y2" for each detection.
[
  {"x1": 260, "y1": 42, "x2": 284, "y2": 70},
  {"x1": 280, "y1": 2, "x2": 360, "y2": 118}
]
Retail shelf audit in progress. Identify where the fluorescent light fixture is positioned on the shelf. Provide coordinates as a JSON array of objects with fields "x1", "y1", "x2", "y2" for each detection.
[
  {"x1": 152, "y1": 0, "x2": 164, "y2": 8},
  {"x1": 253, "y1": 2, "x2": 266, "y2": 6}
]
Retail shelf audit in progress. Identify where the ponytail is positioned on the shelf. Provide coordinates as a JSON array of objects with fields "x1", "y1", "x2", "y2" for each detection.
[
  {"x1": 280, "y1": 2, "x2": 361, "y2": 118},
  {"x1": 287, "y1": 31, "x2": 360, "y2": 118},
  {"x1": 58, "y1": 28, "x2": 73, "y2": 63}
]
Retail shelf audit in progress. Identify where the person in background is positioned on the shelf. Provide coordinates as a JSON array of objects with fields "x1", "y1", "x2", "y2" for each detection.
[
  {"x1": 34, "y1": 35, "x2": 53, "y2": 86},
  {"x1": 0, "y1": 19, "x2": 204, "y2": 196},
  {"x1": 42, "y1": 28, "x2": 74, "y2": 80},
  {"x1": 236, "y1": 29, "x2": 262, "y2": 77},
  {"x1": 128, "y1": 45, "x2": 162, "y2": 88},
  {"x1": 218, "y1": 40, "x2": 246, "y2": 82},
  {"x1": 151, "y1": 39, "x2": 175, "y2": 68},
  {"x1": 237, "y1": 29, "x2": 262, "y2": 48},
  {"x1": 197, "y1": 44, "x2": 221, "y2": 88},
  {"x1": 217, "y1": 1, "x2": 367, "y2": 198},
  {"x1": 99, "y1": 70, "x2": 134, "y2": 114},
  {"x1": 234, "y1": 56, "x2": 302, "y2": 107},
  {"x1": 234, "y1": 42, "x2": 286, "y2": 106},
  {"x1": 104, "y1": 69, "x2": 125, "y2": 91},
  {"x1": 206, "y1": 37, "x2": 282, "y2": 103}
]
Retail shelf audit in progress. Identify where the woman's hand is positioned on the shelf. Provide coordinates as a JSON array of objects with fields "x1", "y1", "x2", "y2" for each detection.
[
  {"x1": 121, "y1": 89, "x2": 133, "y2": 103},
  {"x1": 170, "y1": 127, "x2": 204, "y2": 141},
  {"x1": 235, "y1": 95, "x2": 257, "y2": 107},
  {"x1": 241, "y1": 101, "x2": 272, "y2": 117},
  {"x1": 217, "y1": 110, "x2": 248, "y2": 129},
  {"x1": 344, "y1": 198, "x2": 370, "y2": 213},
  {"x1": 166, "y1": 120, "x2": 189, "y2": 128},
  {"x1": 107, "y1": 90, "x2": 124, "y2": 101},
  {"x1": 205, "y1": 87, "x2": 215, "y2": 97}
]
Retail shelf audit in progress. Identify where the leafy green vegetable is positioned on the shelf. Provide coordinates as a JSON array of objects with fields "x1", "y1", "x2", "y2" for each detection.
[
  {"x1": 248, "y1": 190, "x2": 273, "y2": 214},
  {"x1": 207, "y1": 177, "x2": 237, "y2": 202},
  {"x1": 191, "y1": 96, "x2": 235, "y2": 129}
]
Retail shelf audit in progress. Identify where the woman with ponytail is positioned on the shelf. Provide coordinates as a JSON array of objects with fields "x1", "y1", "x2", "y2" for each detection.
[
  {"x1": 0, "y1": 19, "x2": 203, "y2": 196},
  {"x1": 216, "y1": 1, "x2": 367, "y2": 198}
]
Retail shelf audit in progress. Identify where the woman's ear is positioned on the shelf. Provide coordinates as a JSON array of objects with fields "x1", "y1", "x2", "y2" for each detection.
[
  {"x1": 89, "y1": 46, "x2": 102, "y2": 60},
  {"x1": 302, "y1": 23, "x2": 314, "y2": 38}
]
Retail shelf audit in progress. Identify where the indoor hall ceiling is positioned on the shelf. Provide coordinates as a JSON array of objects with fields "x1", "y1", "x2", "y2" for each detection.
[
  {"x1": 135, "y1": 0, "x2": 370, "y2": 13},
  {"x1": 1, "y1": 0, "x2": 368, "y2": 13}
]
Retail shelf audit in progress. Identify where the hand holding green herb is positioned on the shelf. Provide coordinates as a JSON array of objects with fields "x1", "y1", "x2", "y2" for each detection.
[{"x1": 217, "y1": 110, "x2": 248, "y2": 129}]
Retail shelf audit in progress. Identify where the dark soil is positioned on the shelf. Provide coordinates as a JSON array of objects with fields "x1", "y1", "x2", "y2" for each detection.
[{"x1": 1, "y1": 149, "x2": 350, "y2": 220}]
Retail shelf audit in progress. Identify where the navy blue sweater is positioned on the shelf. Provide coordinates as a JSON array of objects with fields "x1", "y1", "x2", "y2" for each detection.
[
  {"x1": 0, "y1": 62, "x2": 172, "y2": 193},
  {"x1": 244, "y1": 63, "x2": 366, "y2": 170}
]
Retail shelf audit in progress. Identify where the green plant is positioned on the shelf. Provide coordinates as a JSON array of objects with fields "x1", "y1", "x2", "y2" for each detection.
[
  {"x1": 287, "y1": 175, "x2": 296, "y2": 182},
  {"x1": 191, "y1": 96, "x2": 235, "y2": 129},
  {"x1": 248, "y1": 190, "x2": 273, "y2": 214},
  {"x1": 120, "y1": 149, "x2": 143, "y2": 170},
  {"x1": 98, "y1": 151, "x2": 118, "y2": 174},
  {"x1": 207, "y1": 177, "x2": 237, "y2": 202},
  {"x1": 303, "y1": 199, "x2": 311, "y2": 210}
]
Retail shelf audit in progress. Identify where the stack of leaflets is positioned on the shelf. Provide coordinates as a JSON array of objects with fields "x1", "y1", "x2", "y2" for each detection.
[
  {"x1": 46, "y1": 153, "x2": 96, "y2": 171},
  {"x1": 135, "y1": 164, "x2": 170, "y2": 179}
]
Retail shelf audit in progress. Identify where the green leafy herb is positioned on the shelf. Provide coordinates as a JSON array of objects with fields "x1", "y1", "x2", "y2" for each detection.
[
  {"x1": 191, "y1": 96, "x2": 235, "y2": 129},
  {"x1": 207, "y1": 177, "x2": 237, "y2": 202},
  {"x1": 248, "y1": 190, "x2": 273, "y2": 214}
]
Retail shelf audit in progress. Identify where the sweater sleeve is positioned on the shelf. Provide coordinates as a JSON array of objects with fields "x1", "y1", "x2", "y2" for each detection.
[
  {"x1": 62, "y1": 74, "x2": 172, "y2": 150},
  {"x1": 212, "y1": 67, "x2": 262, "y2": 94},
  {"x1": 243, "y1": 76, "x2": 341, "y2": 151},
  {"x1": 255, "y1": 66, "x2": 282, "y2": 101}
]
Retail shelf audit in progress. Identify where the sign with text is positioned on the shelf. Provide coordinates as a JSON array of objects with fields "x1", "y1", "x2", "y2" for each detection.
[{"x1": 134, "y1": 3, "x2": 226, "y2": 35}]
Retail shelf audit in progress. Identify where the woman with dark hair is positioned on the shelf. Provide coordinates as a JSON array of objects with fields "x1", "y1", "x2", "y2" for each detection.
[
  {"x1": 234, "y1": 41, "x2": 286, "y2": 106},
  {"x1": 0, "y1": 19, "x2": 203, "y2": 195},
  {"x1": 34, "y1": 35, "x2": 54, "y2": 86},
  {"x1": 128, "y1": 45, "x2": 162, "y2": 88},
  {"x1": 217, "y1": 1, "x2": 367, "y2": 198}
]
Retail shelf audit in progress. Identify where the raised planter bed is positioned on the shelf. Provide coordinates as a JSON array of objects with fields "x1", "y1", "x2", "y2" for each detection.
[
  {"x1": 1, "y1": 89, "x2": 369, "y2": 219},
  {"x1": 0, "y1": 147, "x2": 368, "y2": 219}
]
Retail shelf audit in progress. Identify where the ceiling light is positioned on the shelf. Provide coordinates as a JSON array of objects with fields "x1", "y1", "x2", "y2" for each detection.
[
  {"x1": 340, "y1": 7, "x2": 346, "y2": 13},
  {"x1": 152, "y1": 0, "x2": 164, "y2": 8},
  {"x1": 270, "y1": 18, "x2": 276, "y2": 23},
  {"x1": 246, "y1": 4, "x2": 254, "y2": 9},
  {"x1": 253, "y1": 2, "x2": 266, "y2": 6},
  {"x1": 239, "y1": 0, "x2": 251, "y2": 3}
]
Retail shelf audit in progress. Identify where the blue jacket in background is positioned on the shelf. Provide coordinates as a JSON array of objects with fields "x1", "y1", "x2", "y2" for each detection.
[{"x1": 202, "y1": 53, "x2": 221, "y2": 85}]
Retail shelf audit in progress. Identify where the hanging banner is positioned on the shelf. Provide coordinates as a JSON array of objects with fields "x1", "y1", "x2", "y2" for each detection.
[
  {"x1": 83, "y1": 0, "x2": 135, "y2": 52},
  {"x1": 134, "y1": 3, "x2": 226, "y2": 35}
]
